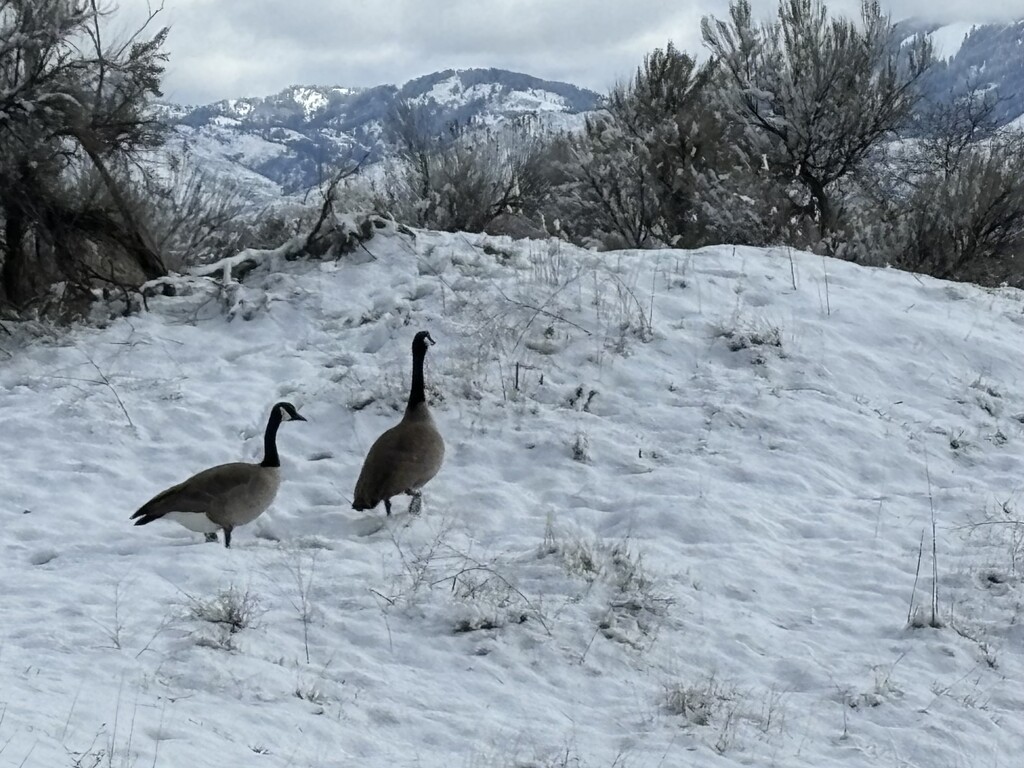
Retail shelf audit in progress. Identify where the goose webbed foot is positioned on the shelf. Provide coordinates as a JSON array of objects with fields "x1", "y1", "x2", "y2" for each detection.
[
  {"x1": 204, "y1": 532, "x2": 219, "y2": 544},
  {"x1": 408, "y1": 491, "x2": 423, "y2": 516},
  {"x1": 384, "y1": 498, "x2": 392, "y2": 517},
  {"x1": 223, "y1": 527, "x2": 233, "y2": 548}
]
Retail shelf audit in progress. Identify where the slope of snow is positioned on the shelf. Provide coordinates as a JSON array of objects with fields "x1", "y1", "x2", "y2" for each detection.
[
  {"x1": 2, "y1": 227, "x2": 1024, "y2": 767},
  {"x1": 929, "y1": 22, "x2": 979, "y2": 61},
  {"x1": 165, "y1": 129, "x2": 284, "y2": 200},
  {"x1": 501, "y1": 86, "x2": 573, "y2": 113},
  {"x1": 176, "y1": 124, "x2": 285, "y2": 165}
]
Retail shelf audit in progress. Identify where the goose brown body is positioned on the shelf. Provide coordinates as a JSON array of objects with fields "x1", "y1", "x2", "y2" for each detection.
[
  {"x1": 353, "y1": 331, "x2": 445, "y2": 515},
  {"x1": 131, "y1": 402, "x2": 305, "y2": 547}
]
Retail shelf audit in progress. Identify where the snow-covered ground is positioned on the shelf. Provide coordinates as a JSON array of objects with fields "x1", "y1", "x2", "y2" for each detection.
[{"x1": 2, "y1": 226, "x2": 1024, "y2": 767}]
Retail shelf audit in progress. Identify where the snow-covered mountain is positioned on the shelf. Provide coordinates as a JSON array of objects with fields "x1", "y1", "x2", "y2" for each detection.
[
  {"x1": 158, "y1": 22, "x2": 1024, "y2": 199},
  {"x1": 903, "y1": 18, "x2": 1024, "y2": 126},
  {"x1": 3, "y1": 221, "x2": 1024, "y2": 765},
  {"x1": 161, "y1": 69, "x2": 601, "y2": 195}
]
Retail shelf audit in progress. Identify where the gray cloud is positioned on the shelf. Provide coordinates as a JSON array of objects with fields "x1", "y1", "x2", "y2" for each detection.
[{"x1": 140, "y1": 1, "x2": 1020, "y2": 104}]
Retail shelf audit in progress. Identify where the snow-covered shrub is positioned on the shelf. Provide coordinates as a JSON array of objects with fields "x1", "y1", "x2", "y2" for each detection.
[
  {"x1": 570, "y1": 431, "x2": 591, "y2": 463},
  {"x1": 373, "y1": 101, "x2": 552, "y2": 234},
  {"x1": 663, "y1": 674, "x2": 736, "y2": 727},
  {"x1": 542, "y1": 525, "x2": 672, "y2": 648},
  {"x1": 712, "y1": 315, "x2": 783, "y2": 365},
  {"x1": 892, "y1": 131, "x2": 1024, "y2": 286},
  {"x1": 185, "y1": 585, "x2": 263, "y2": 650},
  {"x1": 702, "y1": 0, "x2": 932, "y2": 249},
  {"x1": 374, "y1": 519, "x2": 545, "y2": 636},
  {"x1": 145, "y1": 157, "x2": 251, "y2": 272}
]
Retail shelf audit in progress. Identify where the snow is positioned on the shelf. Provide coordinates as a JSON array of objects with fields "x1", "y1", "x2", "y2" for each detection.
[
  {"x1": 225, "y1": 98, "x2": 255, "y2": 118},
  {"x1": 211, "y1": 115, "x2": 241, "y2": 128},
  {"x1": 418, "y1": 72, "x2": 572, "y2": 115},
  {"x1": 928, "y1": 22, "x2": 979, "y2": 61},
  {"x1": 502, "y1": 87, "x2": 572, "y2": 114},
  {"x1": 418, "y1": 74, "x2": 502, "y2": 107},
  {"x1": 291, "y1": 87, "x2": 328, "y2": 119},
  {"x1": 165, "y1": 128, "x2": 285, "y2": 200},
  {"x1": 2, "y1": 227, "x2": 1024, "y2": 766}
]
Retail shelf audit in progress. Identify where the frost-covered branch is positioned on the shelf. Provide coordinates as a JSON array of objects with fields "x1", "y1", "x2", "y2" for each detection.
[{"x1": 702, "y1": 0, "x2": 933, "y2": 241}]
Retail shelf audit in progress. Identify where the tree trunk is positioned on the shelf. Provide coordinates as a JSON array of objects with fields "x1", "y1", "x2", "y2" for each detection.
[
  {"x1": 804, "y1": 175, "x2": 836, "y2": 242},
  {"x1": 1, "y1": 203, "x2": 33, "y2": 307},
  {"x1": 75, "y1": 127, "x2": 167, "y2": 279}
]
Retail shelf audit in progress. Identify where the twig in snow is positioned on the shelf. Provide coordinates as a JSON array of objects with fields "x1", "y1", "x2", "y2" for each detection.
[
  {"x1": 822, "y1": 256, "x2": 831, "y2": 316},
  {"x1": 75, "y1": 346, "x2": 134, "y2": 428},
  {"x1": 926, "y1": 461, "x2": 941, "y2": 627},
  {"x1": 285, "y1": 550, "x2": 321, "y2": 664},
  {"x1": 494, "y1": 281, "x2": 594, "y2": 345},
  {"x1": 907, "y1": 530, "x2": 924, "y2": 626}
]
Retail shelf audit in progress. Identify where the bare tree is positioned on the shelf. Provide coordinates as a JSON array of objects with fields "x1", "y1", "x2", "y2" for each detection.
[
  {"x1": 145, "y1": 155, "x2": 249, "y2": 271},
  {"x1": 0, "y1": 0, "x2": 170, "y2": 312},
  {"x1": 702, "y1": 0, "x2": 933, "y2": 246},
  {"x1": 376, "y1": 100, "x2": 552, "y2": 233},
  {"x1": 895, "y1": 128, "x2": 1024, "y2": 284},
  {"x1": 909, "y1": 80, "x2": 1009, "y2": 181},
  {"x1": 845, "y1": 80, "x2": 1024, "y2": 284}
]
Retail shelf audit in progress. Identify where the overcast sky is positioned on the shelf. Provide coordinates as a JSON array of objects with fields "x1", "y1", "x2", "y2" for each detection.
[{"x1": 127, "y1": 1, "x2": 1021, "y2": 105}]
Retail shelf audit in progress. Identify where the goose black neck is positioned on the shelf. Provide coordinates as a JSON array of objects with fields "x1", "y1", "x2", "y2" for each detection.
[
  {"x1": 407, "y1": 342, "x2": 427, "y2": 413},
  {"x1": 260, "y1": 408, "x2": 283, "y2": 468}
]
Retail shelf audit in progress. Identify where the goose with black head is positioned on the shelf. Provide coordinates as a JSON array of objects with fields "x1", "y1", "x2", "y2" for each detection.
[
  {"x1": 353, "y1": 331, "x2": 445, "y2": 516},
  {"x1": 131, "y1": 402, "x2": 306, "y2": 548}
]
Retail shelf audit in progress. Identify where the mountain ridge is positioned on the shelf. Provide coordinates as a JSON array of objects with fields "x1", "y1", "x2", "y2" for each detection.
[
  {"x1": 160, "y1": 20, "x2": 1024, "y2": 197},
  {"x1": 901, "y1": 17, "x2": 1024, "y2": 125},
  {"x1": 160, "y1": 68, "x2": 602, "y2": 194}
]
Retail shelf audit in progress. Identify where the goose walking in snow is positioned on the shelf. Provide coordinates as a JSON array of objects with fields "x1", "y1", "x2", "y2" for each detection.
[
  {"x1": 131, "y1": 402, "x2": 306, "y2": 547},
  {"x1": 353, "y1": 331, "x2": 445, "y2": 516}
]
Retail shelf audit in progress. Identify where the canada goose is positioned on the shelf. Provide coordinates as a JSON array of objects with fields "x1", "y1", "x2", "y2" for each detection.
[
  {"x1": 353, "y1": 330, "x2": 445, "y2": 516},
  {"x1": 131, "y1": 402, "x2": 306, "y2": 548}
]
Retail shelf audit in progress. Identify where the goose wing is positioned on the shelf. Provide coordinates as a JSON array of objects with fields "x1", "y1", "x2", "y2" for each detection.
[
  {"x1": 353, "y1": 421, "x2": 444, "y2": 508},
  {"x1": 131, "y1": 462, "x2": 259, "y2": 524}
]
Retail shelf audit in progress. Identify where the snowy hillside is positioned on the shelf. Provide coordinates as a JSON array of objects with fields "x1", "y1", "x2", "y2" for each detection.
[
  {"x1": 914, "y1": 17, "x2": 1024, "y2": 127},
  {"x1": 2, "y1": 224, "x2": 1024, "y2": 766},
  {"x1": 165, "y1": 69, "x2": 600, "y2": 194},
  {"x1": 925, "y1": 22, "x2": 978, "y2": 61}
]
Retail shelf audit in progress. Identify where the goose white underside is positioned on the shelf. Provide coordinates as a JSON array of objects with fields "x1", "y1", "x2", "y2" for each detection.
[
  {"x1": 349, "y1": 508, "x2": 416, "y2": 537},
  {"x1": 164, "y1": 511, "x2": 222, "y2": 534}
]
